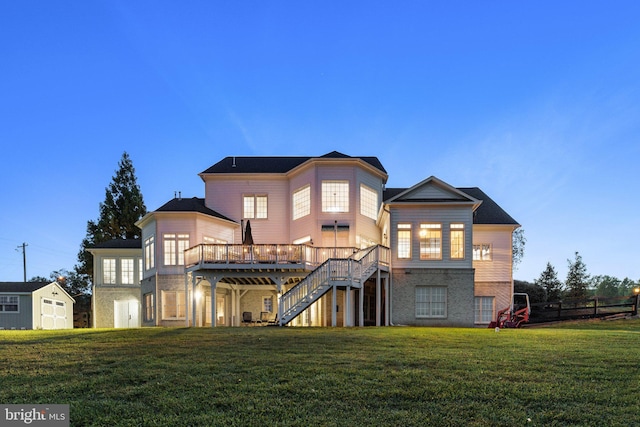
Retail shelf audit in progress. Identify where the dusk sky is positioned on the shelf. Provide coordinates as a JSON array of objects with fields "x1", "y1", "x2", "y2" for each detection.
[{"x1": 1, "y1": 1, "x2": 639, "y2": 284}]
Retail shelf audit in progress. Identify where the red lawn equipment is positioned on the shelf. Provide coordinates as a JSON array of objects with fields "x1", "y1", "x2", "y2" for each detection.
[{"x1": 488, "y1": 292, "x2": 530, "y2": 329}]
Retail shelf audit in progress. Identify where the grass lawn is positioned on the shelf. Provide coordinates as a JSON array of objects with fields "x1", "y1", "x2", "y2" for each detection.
[{"x1": 2, "y1": 320, "x2": 639, "y2": 426}]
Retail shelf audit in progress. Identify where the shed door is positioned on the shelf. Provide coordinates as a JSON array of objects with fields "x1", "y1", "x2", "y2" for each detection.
[
  {"x1": 41, "y1": 298, "x2": 67, "y2": 329},
  {"x1": 114, "y1": 300, "x2": 140, "y2": 328}
]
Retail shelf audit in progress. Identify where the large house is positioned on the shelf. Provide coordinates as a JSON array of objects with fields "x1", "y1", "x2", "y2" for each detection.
[{"x1": 90, "y1": 151, "x2": 519, "y2": 328}]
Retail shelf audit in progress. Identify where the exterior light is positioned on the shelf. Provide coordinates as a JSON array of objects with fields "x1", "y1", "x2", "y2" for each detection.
[{"x1": 634, "y1": 287, "x2": 640, "y2": 295}]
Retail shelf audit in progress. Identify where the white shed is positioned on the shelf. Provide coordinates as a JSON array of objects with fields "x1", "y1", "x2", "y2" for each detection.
[{"x1": 0, "y1": 282, "x2": 76, "y2": 330}]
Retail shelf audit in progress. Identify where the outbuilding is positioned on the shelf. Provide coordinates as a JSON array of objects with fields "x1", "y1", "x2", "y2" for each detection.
[{"x1": 0, "y1": 282, "x2": 76, "y2": 330}]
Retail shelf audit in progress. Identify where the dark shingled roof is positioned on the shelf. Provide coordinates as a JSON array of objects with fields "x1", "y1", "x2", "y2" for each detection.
[
  {"x1": 201, "y1": 151, "x2": 387, "y2": 175},
  {"x1": 0, "y1": 282, "x2": 49, "y2": 293},
  {"x1": 91, "y1": 239, "x2": 142, "y2": 249},
  {"x1": 156, "y1": 197, "x2": 235, "y2": 222},
  {"x1": 383, "y1": 187, "x2": 518, "y2": 225}
]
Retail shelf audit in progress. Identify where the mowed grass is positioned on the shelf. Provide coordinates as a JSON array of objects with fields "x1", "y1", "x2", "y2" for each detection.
[{"x1": 2, "y1": 321, "x2": 639, "y2": 426}]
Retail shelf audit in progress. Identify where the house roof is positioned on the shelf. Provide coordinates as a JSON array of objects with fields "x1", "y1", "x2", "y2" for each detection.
[
  {"x1": 0, "y1": 281, "x2": 50, "y2": 293},
  {"x1": 155, "y1": 197, "x2": 236, "y2": 222},
  {"x1": 91, "y1": 239, "x2": 142, "y2": 250},
  {"x1": 383, "y1": 186, "x2": 519, "y2": 225},
  {"x1": 200, "y1": 151, "x2": 387, "y2": 175}
]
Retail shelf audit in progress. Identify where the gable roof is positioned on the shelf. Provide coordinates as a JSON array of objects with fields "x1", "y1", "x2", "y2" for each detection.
[
  {"x1": 200, "y1": 151, "x2": 387, "y2": 175},
  {"x1": 155, "y1": 197, "x2": 236, "y2": 222},
  {"x1": 383, "y1": 184, "x2": 518, "y2": 225},
  {"x1": 0, "y1": 281, "x2": 50, "y2": 293},
  {"x1": 458, "y1": 187, "x2": 519, "y2": 225},
  {"x1": 384, "y1": 176, "x2": 479, "y2": 205}
]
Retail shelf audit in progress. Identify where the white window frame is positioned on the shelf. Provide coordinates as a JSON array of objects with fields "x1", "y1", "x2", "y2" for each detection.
[
  {"x1": 360, "y1": 184, "x2": 378, "y2": 220},
  {"x1": 103, "y1": 258, "x2": 117, "y2": 285},
  {"x1": 473, "y1": 243, "x2": 493, "y2": 261},
  {"x1": 419, "y1": 223, "x2": 442, "y2": 260},
  {"x1": 322, "y1": 181, "x2": 349, "y2": 213},
  {"x1": 144, "y1": 236, "x2": 155, "y2": 271},
  {"x1": 161, "y1": 290, "x2": 186, "y2": 320},
  {"x1": 475, "y1": 296, "x2": 495, "y2": 324},
  {"x1": 450, "y1": 223, "x2": 465, "y2": 260},
  {"x1": 293, "y1": 185, "x2": 311, "y2": 220},
  {"x1": 243, "y1": 195, "x2": 268, "y2": 219},
  {"x1": 415, "y1": 286, "x2": 447, "y2": 318},
  {"x1": 163, "y1": 234, "x2": 189, "y2": 266},
  {"x1": 262, "y1": 295, "x2": 274, "y2": 313},
  {"x1": 397, "y1": 223, "x2": 412, "y2": 259},
  {"x1": 121, "y1": 258, "x2": 135, "y2": 285},
  {"x1": 0, "y1": 295, "x2": 19, "y2": 313}
]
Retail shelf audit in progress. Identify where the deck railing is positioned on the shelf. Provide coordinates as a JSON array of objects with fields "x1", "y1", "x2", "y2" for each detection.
[{"x1": 184, "y1": 243, "x2": 367, "y2": 269}]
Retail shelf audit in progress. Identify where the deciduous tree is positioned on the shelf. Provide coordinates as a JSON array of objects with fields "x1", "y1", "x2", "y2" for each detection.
[{"x1": 512, "y1": 228, "x2": 526, "y2": 271}]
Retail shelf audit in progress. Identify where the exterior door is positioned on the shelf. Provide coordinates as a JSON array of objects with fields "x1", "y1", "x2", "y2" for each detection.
[
  {"x1": 41, "y1": 298, "x2": 67, "y2": 329},
  {"x1": 114, "y1": 300, "x2": 140, "y2": 328}
]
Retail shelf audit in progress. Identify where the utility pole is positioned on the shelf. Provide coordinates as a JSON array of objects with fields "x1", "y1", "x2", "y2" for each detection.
[{"x1": 16, "y1": 242, "x2": 27, "y2": 282}]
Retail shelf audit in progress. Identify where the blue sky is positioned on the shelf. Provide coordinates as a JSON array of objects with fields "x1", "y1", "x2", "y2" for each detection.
[{"x1": 1, "y1": 1, "x2": 639, "y2": 284}]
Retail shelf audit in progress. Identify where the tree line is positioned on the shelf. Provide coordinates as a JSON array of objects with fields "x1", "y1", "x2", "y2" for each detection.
[{"x1": 515, "y1": 251, "x2": 639, "y2": 304}]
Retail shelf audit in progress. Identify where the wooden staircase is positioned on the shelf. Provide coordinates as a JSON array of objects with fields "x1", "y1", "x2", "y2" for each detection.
[{"x1": 279, "y1": 245, "x2": 384, "y2": 325}]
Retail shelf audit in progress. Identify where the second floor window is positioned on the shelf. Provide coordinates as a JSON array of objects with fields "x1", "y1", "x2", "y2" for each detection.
[
  {"x1": 163, "y1": 234, "x2": 189, "y2": 266},
  {"x1": 360, "y1": 184, "x2": 378, "y2": 220},
  {"x1": 397, "y1": 223, "x2": 412, "y2": 259},
  {"x1": 244, "y1": 195, "x2": 268, "y2": 219},
  {"x1": 322, "y1": 181, "x2": 349, "y2": 213},
  {"x1": 103, "y1": 258, "x2": 117, "y2": 284},
  {"x1": 121, "y1": 258, "x2": 135, "y2": 285},
  {"x1": 144, "y1": 236, "x2": 155, "y2": 271},
  {"x1": 293, "y1": 185, "x2": 311, "y2": 220},
  {"x1": 450, "y1": 224, "x2": 465, "y2": 260},
  {"x1": 473, "y1": 244, "x2": 492, "y2": 261},
  {"x1": 420, "y1": 223, "x2": 442, "y2": 260}
]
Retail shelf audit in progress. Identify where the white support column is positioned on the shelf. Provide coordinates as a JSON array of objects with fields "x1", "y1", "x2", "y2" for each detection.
[
  {"x1": 345, "y1": 285, "x2": 351, "y2": 327},
  {"x1": 230, "y1": 287, "x2": 236, "y2": 327},
  {"x1": 384, "y1": 274, "x2": 390, "y2": 326},
  {"x1": 185, "y1": 273, "x2": 190, "y2": 327},
  {"x1": 359, "y1": 282, "x2": 365, "y2": 327},
  {"x1": 191, "y1": 275, "x2": 198, "y2": 327},
  {"x1": 376, "y1": 269, "x2": 381, "y2": 327},
  {"x1": 209, "y1": 275, "x2": 217, "y2": 328},
  {"x1": 331, "y1": 285, "x2": 337, "y2": 327}
]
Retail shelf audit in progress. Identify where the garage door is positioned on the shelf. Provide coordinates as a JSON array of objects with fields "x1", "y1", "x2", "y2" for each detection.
[{"x1": 42, "y1": 298, "x2": 67, "y2": 329}]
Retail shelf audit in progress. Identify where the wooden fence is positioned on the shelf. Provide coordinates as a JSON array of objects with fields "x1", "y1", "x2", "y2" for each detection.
[{"x1": 529, "y1": 294, "x2": 639, "y2": 323}]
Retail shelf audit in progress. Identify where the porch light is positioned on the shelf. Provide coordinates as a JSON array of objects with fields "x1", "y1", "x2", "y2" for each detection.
[
  {"x1": 634, "y1": 287, "x2": 640, "y2": 295},
  {"x1": 195, "y1": 290, "x2": 202, "y2": 301}
]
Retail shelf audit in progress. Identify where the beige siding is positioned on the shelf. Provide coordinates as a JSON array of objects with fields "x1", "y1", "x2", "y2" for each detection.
[
  {"x1": 475, "y1": 281, "x2": 512, "y2": 317},
  {"x1": 473, "y1": 225, "x2": 514, "y2": 282}
]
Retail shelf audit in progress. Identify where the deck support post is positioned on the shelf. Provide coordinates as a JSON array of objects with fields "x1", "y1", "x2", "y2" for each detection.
[{"x1": 332, "y1": 285, "x2": 337, "y2": 327}]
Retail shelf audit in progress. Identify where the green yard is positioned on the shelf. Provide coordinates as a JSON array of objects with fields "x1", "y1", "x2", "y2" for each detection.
[{"x1": 2, "y1": 320, "x2": 639, "y2": 426}]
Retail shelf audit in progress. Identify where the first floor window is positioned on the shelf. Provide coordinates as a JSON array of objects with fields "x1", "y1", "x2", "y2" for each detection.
[
  {"x1": 262, "y1": 296, "x2": 273, "y2": 313},
  {"x1": 103, "y1": 258, "x2": 117, "y2": 284},
  {"x1": 244, "y1": 195, "x2": 268, "y2": 219},
  {"x1": 420, "y1": 223, "x2": 442, "y2": 260},
  {"x1": 162, "y1": 291, "x2": 186, "y2": 320},
  {"x1": 293, "y1": 185, "x2": 311, "y2": 220},
  {"x1": 143, "y1": 292, "x2": 154, "y2": 322},
  {"x1": 0, "y1": 295, "x2": 19, "y2": 312},
  {"x1": 144, "y1": 236, "x2": 155, "y2": 270},
  {"x1": 121, "y1": 258, "x2": 134, "y2": 285},
  {"x1": 397, "y1": 223, "x2": 412, "y2": 259},
  {"x1": 450, "y1": 224, "x2": 465, "y2": 259},
  {"x1": 473, "y1": 243, "x2": 492, "y2": 261},
  {"x1": 475, "y1": 296, "x2": 495, "y2": 324},
  {"x1": 416, "y1": 287, "x2": 447, "y2": 318}
]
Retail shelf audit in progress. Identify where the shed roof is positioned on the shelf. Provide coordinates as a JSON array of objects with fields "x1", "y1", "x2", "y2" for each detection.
[{"x1": 0, "y1": 282, "x2": 50, "y2": 293}]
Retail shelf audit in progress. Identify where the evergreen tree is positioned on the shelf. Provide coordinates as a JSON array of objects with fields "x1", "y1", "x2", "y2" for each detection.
[
  {"x1": 75, "y1": 152, "x2": 147, "y2": 286},
  {"x1": 535, "y1": 262, "x2": 564, "y2": 302},
  {"x1": 565, "y1": 251, "x2": 589, "y2": 300}
]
